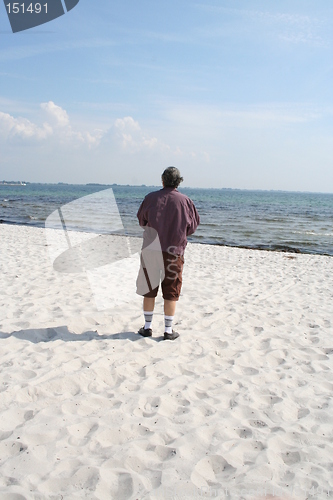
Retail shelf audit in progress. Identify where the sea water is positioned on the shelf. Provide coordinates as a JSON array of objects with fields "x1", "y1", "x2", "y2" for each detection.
[{"x1": 0, "y1": 183, "x2": 332, "y2": 256}]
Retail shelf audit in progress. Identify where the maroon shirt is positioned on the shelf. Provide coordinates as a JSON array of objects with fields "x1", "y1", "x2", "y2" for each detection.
[{"x1": 137, "y1": 187, "x2": 200, "y2": 255}]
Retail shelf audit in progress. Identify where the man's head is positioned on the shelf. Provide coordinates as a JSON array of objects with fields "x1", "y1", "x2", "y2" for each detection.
[{"x1": 162, "y1": 167, "x2": 184, "y2": 189}]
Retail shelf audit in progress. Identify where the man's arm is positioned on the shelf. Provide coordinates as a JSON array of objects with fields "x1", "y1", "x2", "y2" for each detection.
[
  {"x1": 137, "y1": 199, "x2": 148, "y2": 227},
  {"x1": 186, "y1": 201, "x2": 200, "y2": 236}
]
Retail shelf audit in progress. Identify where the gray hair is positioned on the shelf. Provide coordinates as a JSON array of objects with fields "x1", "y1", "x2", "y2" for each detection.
[{"x1": 162, "y1": 167, "x2": 184, "y2": 188}]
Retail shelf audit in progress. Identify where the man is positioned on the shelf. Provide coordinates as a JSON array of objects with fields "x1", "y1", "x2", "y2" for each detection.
[{"x1": 136, "y1": 167, "x2": 200, "y2": 340}]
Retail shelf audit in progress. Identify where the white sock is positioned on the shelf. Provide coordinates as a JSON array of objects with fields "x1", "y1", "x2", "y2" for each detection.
[
  {"x1": 144, "y1": 311, "x2": 153, "y2": 329},
  {"x1": 164, "y1": 315, "x2": 174, "y2": 334}
]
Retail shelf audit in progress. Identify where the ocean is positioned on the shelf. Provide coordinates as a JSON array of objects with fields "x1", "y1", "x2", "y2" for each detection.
[{"x1": 0, "y1": 183, "x2": 332, "y2": 256}]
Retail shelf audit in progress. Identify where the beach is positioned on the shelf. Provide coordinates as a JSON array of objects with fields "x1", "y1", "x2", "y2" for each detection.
[{"x1": 0, "y1": 223, "x2": 332, "y2": 499}]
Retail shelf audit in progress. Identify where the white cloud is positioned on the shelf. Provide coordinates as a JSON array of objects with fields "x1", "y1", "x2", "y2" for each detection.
[
  {"x1": 0, "y1": 111, "x2": 52, "y2": 140},
  {"x1": 115, "y1": 116, "x2": 140, "y2": 132},
  {"x1": 41, "y1": 101, "x2": 70, "y2": 127},
  {"x1": 0, "y1": 102, "x2": 106, "y2": 148},
  {"x1": 279, "y1": 32, "x2": 327, "y2": 47},
  {"x1": 0, "y1": 103, "x2": 176, "y2": 156},
  {"x1": 0, "y1": 100, "x2": 332, "y2": 191},
  {"x1": 0, "y1": 104, "x2": 176, "y2": 153},
  {"x1": 113, "y1": 116, "x2": 167, "y2": 152},
  {"x1": 194, "y1": 5, "x2": 329, "y2": 48}
]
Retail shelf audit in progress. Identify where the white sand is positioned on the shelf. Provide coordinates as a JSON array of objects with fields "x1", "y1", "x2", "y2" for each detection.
[{"x1": 0, "y1": 223, "x2": 332, "y2": 499}]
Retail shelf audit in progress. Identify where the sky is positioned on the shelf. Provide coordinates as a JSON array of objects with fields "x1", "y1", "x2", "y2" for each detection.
[{"x1": 0, "y1": 0, "x2": 333, "y2": 192}]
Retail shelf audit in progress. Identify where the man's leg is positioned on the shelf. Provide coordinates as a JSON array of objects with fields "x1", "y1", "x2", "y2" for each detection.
[
  {"x1": 142, "y1": 296, "x2": 155, "y2": 330},
  {"x1": 137, "y1": 247, "x2": 160, "y2": 337},
  {"x1": 164, "y1": 299, "x2": 176, "y2": 317},
  {"x1": 143, "y1": 297, "x2": 155, "y2": 315},
  {"x1": 164, "y1": 299, "x2": 179, "y2": 339},
  {"x1": 161, "y1": 252, "x2": 183, "y2": 340}
]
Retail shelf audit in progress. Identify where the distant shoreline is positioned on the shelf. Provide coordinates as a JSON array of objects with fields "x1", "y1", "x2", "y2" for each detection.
[{"x1": 0, "y1": 181, "x2": 332, "y2": 195}]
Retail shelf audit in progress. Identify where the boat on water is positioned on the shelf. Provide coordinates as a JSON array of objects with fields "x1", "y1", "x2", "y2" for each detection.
[{"x1": 0, "y1": 181, "x2": 27, "y2": 186}]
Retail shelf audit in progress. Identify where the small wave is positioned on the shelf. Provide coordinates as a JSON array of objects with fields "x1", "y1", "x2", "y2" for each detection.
[
  {"x1": 200, "y1": 223, "x2": 220, "y2": 227},
  {"x1": 292, "y1": 231, "x2": 333, "y2": 236},
  {"x1": 295, "y1": 231, "x2": 316, "y2": 235}
]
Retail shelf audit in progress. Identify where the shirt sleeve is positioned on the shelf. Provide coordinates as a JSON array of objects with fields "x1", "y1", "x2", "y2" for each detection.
[
  {"x1": 186, "y1": 200, "x2": 200, "y2": 236},
  {"x1": 137, "y1": 199, "x2": 148, "y2": 227}
]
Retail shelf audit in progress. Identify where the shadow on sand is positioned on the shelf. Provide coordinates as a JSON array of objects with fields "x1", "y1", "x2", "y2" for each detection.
[{"x1": 0, "y1": 327, "x2": 165, "y2": 343}]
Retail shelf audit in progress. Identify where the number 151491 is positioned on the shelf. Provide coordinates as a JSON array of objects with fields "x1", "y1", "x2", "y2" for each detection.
[{"x1": 6, "y1": 3, "x2": 48, "y2": 14}]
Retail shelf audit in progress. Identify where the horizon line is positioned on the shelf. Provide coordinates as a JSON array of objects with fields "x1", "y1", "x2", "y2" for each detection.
[{"x1": 0, "y1": 180, "x2": 332, "y2": 195}]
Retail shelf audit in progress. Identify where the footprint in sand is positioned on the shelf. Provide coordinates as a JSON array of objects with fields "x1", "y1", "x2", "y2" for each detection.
[
  {"x1": 24, "y1": 410, "x2": 34, "y2": 421},
  {"x1": 282, "y1": 451, "x2": 301, "y2": 465},
  {"x1": 113, "y1": 472, "x2": 133, "y2": 499},
  {"x1": 237, "y1": 427, "x2": 253, "y2": 439},
  {"x1": 138, "y1": 396, "x2": 161, "y2": 417},
  {"x1": 191, "y1": 455, "x2": 237, "y2": 486},
  {"x1": 0, "y1": 440, "x2": 28, "y2": 459},
  {"x1": 151, "y1": 444, "x2": 177, "y2": 461},
  {"x1": 297, "y1": 408, "x2": 310, "y2": 419},
  {"x1": 241, "y1": 366, "x2": 259, "y2": 376}
]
